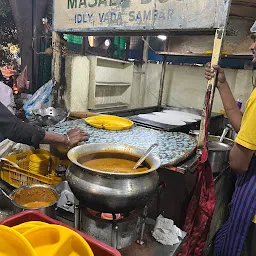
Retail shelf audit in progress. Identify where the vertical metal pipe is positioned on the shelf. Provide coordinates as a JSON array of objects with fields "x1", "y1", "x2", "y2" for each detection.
[
  {"x1": 32, "y1": 0, "x2": 39, "y2": 91},
  {"x1": 136, "y1": 206, "x2": 148, "y2": 245},
  {"x1": 74, "y1": 201, "x2": 80, "y2": 230},
  {"x1": 140, "y1": 36, "x2": 149, "y2": 107},
  {"x1": 157, "y1": 37, "x2": 169, "y2": 109},
  {"x1": 158, "y1": 55, "x2": 167, "y2": 108},
  {"x1": 111, "y1": 222, "x2": 118, "y2": 249}
]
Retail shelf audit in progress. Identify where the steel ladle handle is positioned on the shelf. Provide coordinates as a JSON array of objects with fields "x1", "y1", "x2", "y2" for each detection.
[
  {"x1": 0, "y1": 187, "x2": 13, "y2": 201},
  {"x1": 133, "y1": 143, "x2": 158, "y2": 170}
]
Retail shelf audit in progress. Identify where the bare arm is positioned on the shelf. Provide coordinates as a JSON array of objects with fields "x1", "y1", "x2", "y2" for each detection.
[
  {"x1": 41, "y1": 132, "x2": 67, "y2": 145},
  {"x1": 42, "y1": 129, "x2": 89, "y2": 147},
  {"x1": 0, "y1": 102, "x2": 89, "y2": 148},
  {"x1": 205, "y1": 64, "x2": 242, "y2": 133},
  {"x1": 229, "y1": 143, "x2": 254, "y2": 173},
  {"x1": 217, "y1": 81, "x2": 242, "y2": 133}
]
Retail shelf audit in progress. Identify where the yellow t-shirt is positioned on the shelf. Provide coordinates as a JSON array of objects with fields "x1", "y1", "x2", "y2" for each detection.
[{"x1": 235, "y1": 88, "x2": 256, "y2": 150}]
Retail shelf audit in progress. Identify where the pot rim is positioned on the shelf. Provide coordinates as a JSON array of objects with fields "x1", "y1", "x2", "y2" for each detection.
[
  {"x1": 9, "y1": 184, "x2": 59, "y2": 210},
  {"x1": 207, "y1": 141, "x2": 232, "y2": 151},
  {"x1": 67, "y1": 143, "x2": 161, "y2": 176}
]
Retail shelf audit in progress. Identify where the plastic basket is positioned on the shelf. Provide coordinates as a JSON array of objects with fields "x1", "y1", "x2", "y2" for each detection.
[
  {"x1": 0, "y1": 210, "x2": 121, "y2": 256},
  {"x1": 0, "y1": 149, "x2": 69, "y2": 188}
]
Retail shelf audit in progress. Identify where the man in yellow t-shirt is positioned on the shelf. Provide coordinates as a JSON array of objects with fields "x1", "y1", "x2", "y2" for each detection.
[
  {"x1": 235, "y1": 88, "x2": 256, "y2": 151},
  {"x1": 205, "y1": 21, "x2": 256, "y2": 256}
]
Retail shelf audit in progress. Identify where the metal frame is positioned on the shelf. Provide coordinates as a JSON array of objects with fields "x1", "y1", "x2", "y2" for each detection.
[{"x1": 52, "y1": 0, "x2": 233, "y2": 154}]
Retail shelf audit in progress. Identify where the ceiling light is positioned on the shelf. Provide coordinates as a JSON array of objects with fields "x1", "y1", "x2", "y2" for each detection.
[
  {"x1": 104, "y1": 39, "x2": 111, "y2": 47},
  {"x1": 157, "y1": 35, "x2": 167, "y2": 41}
]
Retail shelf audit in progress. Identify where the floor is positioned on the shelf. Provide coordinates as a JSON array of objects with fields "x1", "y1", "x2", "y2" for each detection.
[{"x1": 120, "y1": 222, "x2": 185, "y2": 256}]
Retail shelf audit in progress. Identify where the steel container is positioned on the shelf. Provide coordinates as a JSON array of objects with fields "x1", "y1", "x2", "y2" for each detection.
[
  {"x1": 207, "y1": 139, "x2": 233, "y2": 173},
  {"x1": 189, "y1": 132, "x2": 233, "y2": 173},
  {"x1": 67, "y1": 143, "x2": 161, "y2": 213},
  {"x1": 9, "y1": 184, "x2": 59, "y2": 218}
]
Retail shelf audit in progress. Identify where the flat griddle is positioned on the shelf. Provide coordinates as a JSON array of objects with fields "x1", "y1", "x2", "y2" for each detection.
[{"x1": 129, "y1": 107, "x2": 221, "y2": 132}]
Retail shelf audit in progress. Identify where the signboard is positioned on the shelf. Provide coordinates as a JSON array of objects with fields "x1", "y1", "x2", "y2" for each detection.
[{"x1": 53, "y1": 0, "x2": 232, "y2": 33}]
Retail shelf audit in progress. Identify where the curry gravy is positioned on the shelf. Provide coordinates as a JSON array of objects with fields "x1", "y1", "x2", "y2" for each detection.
[
  {"x1": 22, "y1": 201, "x2": 51, "y2": 208},
  {"x1": 79, "y1": 152, "x2": 150, "y2": 174}
]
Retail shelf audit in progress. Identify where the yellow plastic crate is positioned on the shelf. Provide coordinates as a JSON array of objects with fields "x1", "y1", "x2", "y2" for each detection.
[{"x1": 0, "y1": 149, "x2": 69, "y2": 188}]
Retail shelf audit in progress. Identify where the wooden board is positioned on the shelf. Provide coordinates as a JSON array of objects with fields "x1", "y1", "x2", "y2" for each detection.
[
  {"x1": 198, "y1": 28, "x2": 225, "y2": 149},
  {"x1": 53, "y1": 0, "x2": 232, "y2": 33}
]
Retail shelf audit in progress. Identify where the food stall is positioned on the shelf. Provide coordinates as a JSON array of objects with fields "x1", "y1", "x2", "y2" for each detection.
[
  {"x1": 0, "y1": 0, "x2": 234, "y2": 255},
  {"x1": 51, "y1": 0, "x2": 232, "y2": 254}
]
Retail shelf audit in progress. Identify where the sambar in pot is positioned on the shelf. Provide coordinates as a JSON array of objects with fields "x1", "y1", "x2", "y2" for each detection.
[
  {"x1": 67, "y1": 143, "x2": 161, "y2": 213},
  {"x1": 9, "y1": 184, "x2": 59, "y2": 218}
]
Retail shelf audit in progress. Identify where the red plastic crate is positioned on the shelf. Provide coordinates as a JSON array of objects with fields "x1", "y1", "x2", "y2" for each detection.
[{"x1": 0, "y1": 210, "x2": 121, "y2": 256}]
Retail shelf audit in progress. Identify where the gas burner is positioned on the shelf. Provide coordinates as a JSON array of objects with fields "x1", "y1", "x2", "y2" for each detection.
[
  {"x1": 78, "y1": 206, "x2": 144, "y2": 249},
  {"x1": 101, "y1": 213, "x2": 122, "y2": 221},
  {"x1": 85, "y1": 207, "x2": 136, "y2": 221},
  {"x1": 86, "y1": 208, "x2": 123, "y2": 220}
]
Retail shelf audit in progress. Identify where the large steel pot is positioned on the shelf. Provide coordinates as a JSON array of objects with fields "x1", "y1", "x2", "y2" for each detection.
[
  {"x1": 67, "y1": 143, "x2": 161, "y2": 213},
  {"x1": 189, "y1": 131, "x2": 233, "y2": 173},
  {"x1": 9, "y1": 184, "x2": 59, "y2": 218},
  {"x1": 207, "y1": 136, "x2": 233, "y2": 173},
  {"x1": 190, "y1": 130, "x2": 234, "y2": 173}
]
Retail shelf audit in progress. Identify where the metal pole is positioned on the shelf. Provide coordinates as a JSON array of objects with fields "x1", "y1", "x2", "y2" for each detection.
[
  {"x1": 158, "y1": 55, "x2": 167, "y2": 108},
  {"x1": 139, "y1": 36, "x2": 149, "y2": 107},
  {"x1": 111, "y1": 222, "x2": 118, "y2": 249},
  {"x1": 74, "y1": 199, "x2": 80, "y2": 230},
  {"x1": 136, "y1": 206, "x2": 148, "y2": 245},
  {"x1": 52, "y1": 31, "x2": 62, "y2": 107},
  {"x1": 157, "y1": 37, "x2": 169, "y2": 108},
  {"x1": 32, "y1": 0, "x2": 37, "y2": 91}
]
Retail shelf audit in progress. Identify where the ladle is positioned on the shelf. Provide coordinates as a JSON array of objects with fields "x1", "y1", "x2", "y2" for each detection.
[
  {"x1": 0, "y1": 187, "x2": 13, "y2": 202},
  {"x1": 219, "y1": 125, "x2": 232, "y2": 143},
  {"x1": 133, "y1": 143, "x2": 158, "y2": 170}
]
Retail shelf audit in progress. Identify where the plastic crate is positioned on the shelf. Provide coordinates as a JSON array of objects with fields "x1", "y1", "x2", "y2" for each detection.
[
  {"x1": 0, "y1": 149, "x2": 69, "y2": 188},
  {"x1": 0, "y1": 210, "x2": 121, "y2": 256}
]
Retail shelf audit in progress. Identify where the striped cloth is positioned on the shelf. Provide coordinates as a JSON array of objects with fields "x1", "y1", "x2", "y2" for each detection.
[{"x1": 214, "y1": 157, "x2": 256, "y2": 256}]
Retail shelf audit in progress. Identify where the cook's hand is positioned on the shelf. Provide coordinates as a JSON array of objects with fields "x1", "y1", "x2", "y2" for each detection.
[
  {"x1": 66, "y1": 128, "x2": 89, "y2": 147},
  {"x1": 205, "y1": 62, "x2": 227, "y2": 87}
]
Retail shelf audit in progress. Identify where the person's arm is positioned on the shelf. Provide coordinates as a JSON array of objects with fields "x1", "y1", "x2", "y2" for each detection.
[
  {"x1": 229, "y1": 144, "x2": 254, "y2": 173},
  {"x1": 217, "y1": 81, "x2": 242, "y2": 133},
  {"x1": 0, "y1": 102, "x2": 45, "y2": 147},
  {"x1": 0, "y1": 102, "x2": 89, "y2": 148},
  {"x1": 42, "y1": 129, "x2": 89, "y2": 147},
  {"x1": 7, "y1": 86, "x2": 16, "y2": 115},
  {"x1": 205, "y1": 64, "x2": 242, "y2": 133}
]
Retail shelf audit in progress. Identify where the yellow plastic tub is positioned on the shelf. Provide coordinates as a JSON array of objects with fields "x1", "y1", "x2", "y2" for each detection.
[
  {"x1": 23, "y1": 224, "x2": 94, "y2": 256},
  {"x1": 12, "y1": 221, "x2": 49, "y2": 234},
  {"x1": 0, "y1": 225, "x2": 36, "y2": 256}
]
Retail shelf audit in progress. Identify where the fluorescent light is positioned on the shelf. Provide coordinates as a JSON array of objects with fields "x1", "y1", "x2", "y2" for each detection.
[{"x1": 157, "y1": 35, "x2": 167, "y2": 41}]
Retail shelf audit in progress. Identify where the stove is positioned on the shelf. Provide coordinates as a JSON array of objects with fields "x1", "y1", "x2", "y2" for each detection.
[
  {"x1": 77, "y1": 206, "x2": 145, "y2": 249},
  {"x1": 56, "y1": 205, "x2": 186, "y2": 256}
]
